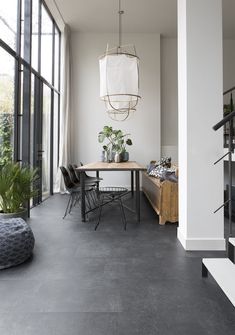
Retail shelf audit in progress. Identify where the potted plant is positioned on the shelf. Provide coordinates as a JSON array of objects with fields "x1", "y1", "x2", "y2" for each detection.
[
  {"x1": 120, "y1": 138, "x2": 132, "y2": 162},
  {"x1": 98, "y1": 126, "x2": 133, "y2": 162},
  {"x1": 0, "y1": 162, "x2": 38, "y2": 220}
]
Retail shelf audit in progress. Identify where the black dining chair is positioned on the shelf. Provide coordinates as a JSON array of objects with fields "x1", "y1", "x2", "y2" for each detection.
[
  {"x1": 67, "y1": 164, "x2": 80, "y2": 184},
  {"x1": 68, "y1": 164, "x2": 98, "y2": 208},
  {"x1": 60, "y1": 166, "x2": 94, "y2": 219},
  {"x1": 78, "y1": 162, "x2": 103, "y2": 186},
  {"x1": 95, "y1": 186, "x2": 128, "y2": 231}
]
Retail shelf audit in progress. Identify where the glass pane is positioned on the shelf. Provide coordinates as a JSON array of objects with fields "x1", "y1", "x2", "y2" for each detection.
[
  {"x1": 42, "y1": 84, "x2": 51, "y2": 199},
  {"x1": 30, "y1": 74, "x2": 35, "y2": 166},
  {"x1": 0, "y1": 47, "x2": 15, "y2": 165},
  {"x1": 0, "y1": 0, "x2": 18, "y2": 51},
  {"x1": 41, "y1": 5, "x2": 53, "y2": 83},
  {"x1": 54, "y1": 28, "x2": 60, "y2": 89},
  {"x1": 32, "y1": 0, "x2": 39, "y2": 70},
  {"x1": 53, "y1": 93, "x2": 59, "y2": 191},
  {"x1": 18, "y1": 65, "x2": 24, "y2": 162},
  {"x1": 20, "y1": 0, "x2": 24, "y2": 58}
]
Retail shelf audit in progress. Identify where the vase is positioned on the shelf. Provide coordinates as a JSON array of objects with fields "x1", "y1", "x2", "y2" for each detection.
[
  {"x1": 114, "y1": 152, "x2": 121, "y2": 163},
  {"x1": 107, "y1": 149, "x2": 113, "y2": 162},
  {"x1": 121, "y1": 151, "x2": 129, "y2": 162}
]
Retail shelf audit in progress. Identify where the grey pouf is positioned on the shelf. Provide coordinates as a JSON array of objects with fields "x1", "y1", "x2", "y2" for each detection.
[{"x1": 0, "y1": 218, "x2": 35, "y2": 270}]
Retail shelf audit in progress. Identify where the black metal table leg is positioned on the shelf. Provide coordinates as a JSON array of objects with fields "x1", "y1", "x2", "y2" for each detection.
[
  {"x1": 131, "y1": 171, "x2": 134, "y2": 196},
  {"x1": 81, "y1": 171, "x2": 86, "y2": 222},
  {"x1": 96, "y1": 171, "x2": 100, "y2": 191},
  {"x1": 135, "y1": 170, "x2": 140, "y2": 222}
]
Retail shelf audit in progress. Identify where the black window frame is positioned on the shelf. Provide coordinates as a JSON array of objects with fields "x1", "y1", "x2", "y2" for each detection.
[{"x1": 0, "y1": 0, "x2": 61, "y2": 201}]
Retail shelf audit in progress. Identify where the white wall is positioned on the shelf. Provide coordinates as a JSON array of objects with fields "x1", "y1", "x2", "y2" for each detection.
[
  {"x1": 177, "y1": 0, "x2": 225, "y2": 250},
  {"x1": 161, "y1": 38, "x2": 178, "y2": 162},
  {"x1": 71, "y1": 32, "x2": 161, "y2": 187}
]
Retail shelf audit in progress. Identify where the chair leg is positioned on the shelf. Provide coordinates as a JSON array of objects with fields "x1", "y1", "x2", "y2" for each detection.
[
  {"x1": 74, "y1": 193, "x2": 81, "y2": 207},
  {"x1": 85, "y1": 191, "x2": 93, "y2": 210},
  {"x1": 119, "y1": 198, "x2": 127, "y2": 230},
  {"x1": 94, "y1": 189, "x2": 99, "y2": 205},
  {"x1": 89, "y1": 189, "x2": 97, "y2": 208},
  {"x1": 95, "y1": 195, "x2": 103, "y2": 230},
  {"x1": 63, "y1": 194, "x2": 72, "y2": 219},
  {"x1": 69, "y1": 193, "x2": 75, "y2": 214}
]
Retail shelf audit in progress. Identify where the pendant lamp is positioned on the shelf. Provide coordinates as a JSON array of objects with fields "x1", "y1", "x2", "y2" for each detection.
[{"x1": 99, "y1": 0, "x2": 141, "y2": 121}]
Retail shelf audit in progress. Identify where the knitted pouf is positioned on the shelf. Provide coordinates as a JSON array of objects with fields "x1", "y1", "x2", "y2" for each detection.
[{"x1": 0, "y1": 218, "x2": 35, "y2": 270}]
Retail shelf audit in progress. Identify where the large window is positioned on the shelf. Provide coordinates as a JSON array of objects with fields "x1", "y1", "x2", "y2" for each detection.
[{"x1": 0, "y1": 0, "x2": 61, "y2": 203}]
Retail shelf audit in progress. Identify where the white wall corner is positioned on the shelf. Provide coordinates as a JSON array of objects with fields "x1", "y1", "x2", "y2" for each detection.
[{"x1": 177, "y1": 0, "x2": 224, "y2": 251}]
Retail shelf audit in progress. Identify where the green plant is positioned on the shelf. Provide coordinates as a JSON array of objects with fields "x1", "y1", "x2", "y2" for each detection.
[
  {"x1": 120, "y1": 138, "x2": 132, "y2": 153},
  {"x1": 0, "y1": 73, "x2": 15, "y2": 165},
  {"x1": 98, "y1": 126, "x2": 132, "y2": 154},
  {"x1": 0, "y1": 162, "x2": 38, "y2": 214},
  {"x1": 0, "y1": 113, "x2": 13, "y2": 165}
]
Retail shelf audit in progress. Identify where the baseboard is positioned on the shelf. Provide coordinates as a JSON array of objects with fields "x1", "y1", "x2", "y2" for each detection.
[{"x1": 177, "y1": 228, "x2": 226, "y2": 251}]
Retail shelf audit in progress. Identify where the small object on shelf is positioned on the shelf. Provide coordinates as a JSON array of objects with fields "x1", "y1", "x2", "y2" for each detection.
[
  {"x1": 121, "y1": 151, "x2": 129, "y2": 162},
  {"x1": 114, "y1": 152, "x2": 121, "y2": 163}
]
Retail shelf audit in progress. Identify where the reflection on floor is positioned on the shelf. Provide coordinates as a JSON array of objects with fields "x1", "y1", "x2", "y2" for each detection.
[{"x1": 0, "y1": 193, "x2": 235, "y2": 335}]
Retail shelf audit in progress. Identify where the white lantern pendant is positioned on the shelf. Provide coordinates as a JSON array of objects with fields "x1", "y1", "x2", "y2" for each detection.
[{"x1": 99, "y1": 0, "x2": 141, "y2": 121}]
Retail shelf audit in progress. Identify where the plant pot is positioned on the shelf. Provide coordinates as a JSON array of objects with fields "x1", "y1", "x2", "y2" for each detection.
[
  {"x1": 121, "y1": 151, "x2": 129, "y2": 162},
  {"x1": 107, "y1": 150, "x2": 115, "y2": 162},
  {"x1": 0, "y1": 208, "x2": 28, "y2": 221}
]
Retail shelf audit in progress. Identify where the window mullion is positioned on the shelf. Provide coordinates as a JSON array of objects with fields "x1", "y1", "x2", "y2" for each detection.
[
  {"x1": 22, "y1": 0, "x2": 32, "y2": 164},
  {"x1": 14, "y1": 0, "x2": 22, "y2": 161}
]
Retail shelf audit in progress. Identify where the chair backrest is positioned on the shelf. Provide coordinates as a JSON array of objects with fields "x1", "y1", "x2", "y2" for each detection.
[
  {"x1": 73, "y1": 164, "x2": 81, "y2": 180},
  {"x1": 60, "y1": 166, "x2": 75, "y2": 189},
  {"x1": 79, "y1": 162, "x2": 89, "y2": 178},
  {"x1": 67, "y1": 164, "x2": 80, "y2": 184}
]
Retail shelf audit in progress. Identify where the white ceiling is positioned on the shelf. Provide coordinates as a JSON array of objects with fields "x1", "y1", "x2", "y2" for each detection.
[
  {"x1": 55, "y1": 0, "x2": 235, "y2": 38},
  {"x1": 56, "y1": 0, "x2": 177, "y2": 37}
]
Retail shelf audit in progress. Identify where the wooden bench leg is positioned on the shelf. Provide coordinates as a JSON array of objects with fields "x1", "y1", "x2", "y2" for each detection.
[{"x1": 159, "y1": 216, "x2": 166, "y2": 225}]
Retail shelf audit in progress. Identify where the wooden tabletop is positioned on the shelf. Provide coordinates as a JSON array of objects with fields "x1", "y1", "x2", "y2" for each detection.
[{"x1": 76, "y1": 161, "x2": 146, "y2": 171}]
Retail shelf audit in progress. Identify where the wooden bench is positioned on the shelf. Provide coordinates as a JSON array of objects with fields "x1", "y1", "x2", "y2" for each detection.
[{"x1": 142, "y1": 171, "x2": 178, "y2": 225}]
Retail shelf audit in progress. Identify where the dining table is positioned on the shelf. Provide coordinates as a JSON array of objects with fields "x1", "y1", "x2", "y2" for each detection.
[{"x1": 76, "y1": 161, "x2": 146, "y2": 222}]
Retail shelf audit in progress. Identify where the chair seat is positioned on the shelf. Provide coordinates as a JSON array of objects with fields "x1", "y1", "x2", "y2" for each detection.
[
  {"x1": 85, "y1": 176, "x2": 103, "y2": 182},
  {"x1": 69, "y1": 185, "x2": 94, "y2": 193},
  {"x1": 98, "y1": 186, "x2": 128, "y2": 197}
]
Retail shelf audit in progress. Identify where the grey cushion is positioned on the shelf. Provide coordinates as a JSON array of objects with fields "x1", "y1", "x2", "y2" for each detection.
[
  {"x1": 0, "y1": 218, "x2": 35, "y2": 270},
  {"x1": 149, "y1": 166, "x2": 178, "y2": 183}
]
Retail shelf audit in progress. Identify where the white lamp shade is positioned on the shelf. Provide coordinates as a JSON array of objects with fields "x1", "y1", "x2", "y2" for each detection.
[{"x1": 99, "y1": 53, "x2": 139, "y2": 113}]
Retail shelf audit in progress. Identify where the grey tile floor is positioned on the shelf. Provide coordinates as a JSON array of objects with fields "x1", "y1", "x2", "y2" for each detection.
[{"x1": 0, "y1": 193, "x2": 235, "y2": 335}]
